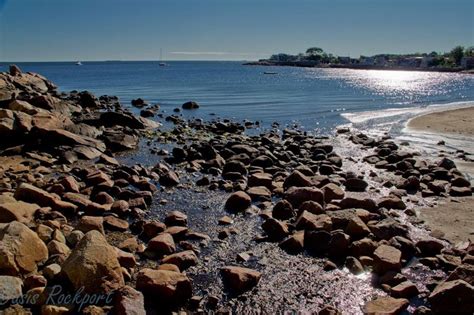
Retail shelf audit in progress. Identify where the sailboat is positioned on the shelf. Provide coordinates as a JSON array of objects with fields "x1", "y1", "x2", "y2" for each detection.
[
  {"x1": 159, "y1": 49, "x2": 167, "y2": 66},
  {"x1": 76, "y1": 61, "x2": 82, "y2": 66}
]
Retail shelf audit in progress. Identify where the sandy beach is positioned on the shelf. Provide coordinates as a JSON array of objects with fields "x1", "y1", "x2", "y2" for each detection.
[
  {"x1": 419, "y1": 197, "x2": 474, "y2": 244},
  {"x1": 407, "y1": 107, "x2": 474, "y2": 245},
  {"x1": 408, "y1": 106, "x2": 474, "y2": 136}
]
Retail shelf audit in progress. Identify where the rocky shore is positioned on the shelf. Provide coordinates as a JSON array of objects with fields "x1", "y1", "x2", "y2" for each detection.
[{"x1": 0, "y1": 65, "x2": 473, "y2": 314}]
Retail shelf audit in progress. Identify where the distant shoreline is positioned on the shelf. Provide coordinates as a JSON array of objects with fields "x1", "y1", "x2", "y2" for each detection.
[{"x1": 244, "y1": 61, "x2": 474, "y2": 74}]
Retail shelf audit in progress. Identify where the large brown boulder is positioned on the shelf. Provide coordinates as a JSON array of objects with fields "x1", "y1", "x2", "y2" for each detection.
[
  {"x1": 373, "y1": 245, "x2": 402, "y2": 274},
  {"x1": 113, "y1": 285, "x2": 146, "y2": 315},
  {"x1": 225, "y1": 191, "x2": 252, "y2": 212},
  {"x1": 0, "y1": 196, "x2": 40, "y2": 224},
  {"x1": 377, "y1": 196, "x2": 406, "y2": 210},
  {"x1": 261, "y1": 218, "x2": 289, "y2": 240},
  {"x1": 14, "y1": 183, "x2": 77, "y2": 214},
  {"x1": 100, "y1": 112, "x2": 146, "y2": 129},
  {"x1": 285, "y1": 187, "x2": 324, "y2": 208},
  {"x1": 339, "y1": 196, "x2": 377, "y2": 211},
  {"x1": 428, "y1": 280, "x2": 474, "y2": 314},
  {"x1": 295, "y1": 211, "x2": 332, "y2": 231},
  {"x1": 220, "y1": 266, "x2": 261, "y2": 294},
  {"x1": 161, "y1": 250, "x2": 198, "y2": 270},
  {"x1": 62, "y1": 230, "x2": 124, "y2": 294},
  {"x1": 322, "y1": 183, "x2": 345, "y2": 202},
  {"x1": 136, "y1": 268, "x2": 192, "y2": 305},
  {"x1": 363, "y1": 296, "x2": 408, "y2": 315},
  {"x1": 147, "y1": 233, "x2": 176, "y2": 256},
  {"x1": 32, "y1": 128, "x2": 106, "y2": 152},
  {"x1": 283, "y1": 170, "x2": 313, "y2": 188},
  {"x1": 0, "y1": 75, "x2": 18, "y2": 101},
  {"x1": 0, "y1": 221, "x2": 48, "y2": 275}
]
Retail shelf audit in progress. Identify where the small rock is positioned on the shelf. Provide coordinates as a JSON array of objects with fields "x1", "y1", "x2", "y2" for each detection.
[
  {"x1": 225, "y1": 191, "x2": 252, "y2": 212},
  {"x1": 220, "y1": 266, "x2": 261, "y2": 294},
  {"x1": 136, "y1": 268, "x2": 192, "y2": 305}
]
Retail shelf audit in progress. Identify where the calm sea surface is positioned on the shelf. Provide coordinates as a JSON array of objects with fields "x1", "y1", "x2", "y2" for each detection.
[{"x1": 2, "y1": 61, "x2": 473, "y2": 134}]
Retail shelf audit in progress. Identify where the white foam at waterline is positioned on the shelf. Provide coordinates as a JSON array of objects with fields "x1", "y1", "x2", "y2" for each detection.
[{"x1": 341, "y1": 100, "x2": 474, "y2": 124}]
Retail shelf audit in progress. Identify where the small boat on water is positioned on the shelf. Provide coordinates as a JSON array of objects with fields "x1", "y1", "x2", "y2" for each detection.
[
  {"x1": 264, "y1": 71, "x2": 277, "y2": 75},
  {"x1": 159, "y1": 49, "x2": 167, "y2": 67},
  {"x1": 76, "y1": 61, "x2": 82, "y2": 66}
]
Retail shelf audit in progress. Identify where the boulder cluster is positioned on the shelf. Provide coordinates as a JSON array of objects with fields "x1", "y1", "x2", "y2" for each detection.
[
  {"x1": 0, "y1": 66, "x2": 473, "y2": 314},
  {"x1": 159, "y1": 114, "x2": 473, "y2": 313},
  {"x1": 0, "y1": 66, "x2": 211, "y2": 314}
]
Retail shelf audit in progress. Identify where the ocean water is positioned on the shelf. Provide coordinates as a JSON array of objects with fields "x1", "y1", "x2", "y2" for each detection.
[{"x1": 2, "y1": 61, "x2": 473, "y2": 134}]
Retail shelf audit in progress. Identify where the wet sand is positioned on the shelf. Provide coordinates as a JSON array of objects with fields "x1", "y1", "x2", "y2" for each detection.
[{"x1": 408, "y1": 106, "x2": 474, "y2": 136}]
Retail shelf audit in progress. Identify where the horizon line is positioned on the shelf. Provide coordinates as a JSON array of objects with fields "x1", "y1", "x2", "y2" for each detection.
[{"x1": 0, "y1": 59, "x2": 259, "y2": 63}]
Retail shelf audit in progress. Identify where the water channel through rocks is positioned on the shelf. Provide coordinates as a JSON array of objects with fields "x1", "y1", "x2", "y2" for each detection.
[{"x1": 116, "y1": 127, "x2": 453, "y2": 314}]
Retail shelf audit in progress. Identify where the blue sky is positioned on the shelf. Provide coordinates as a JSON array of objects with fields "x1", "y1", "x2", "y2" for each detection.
[{"x1": 0, "y1": 0, "x2": 472, "y2": 61}]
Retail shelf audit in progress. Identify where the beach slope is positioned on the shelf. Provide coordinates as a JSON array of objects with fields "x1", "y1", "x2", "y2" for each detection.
[{"x1": 408, "y1": 106, "x2": 474, "y2": 136}]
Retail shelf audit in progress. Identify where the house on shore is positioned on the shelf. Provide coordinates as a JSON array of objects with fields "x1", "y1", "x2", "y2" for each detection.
[
  {"x1": 397, "y1": 56, "x2": 423, "y2": 68},
  {"x1": 461, "y1": 56, "x2": 474, "y2": 69}
]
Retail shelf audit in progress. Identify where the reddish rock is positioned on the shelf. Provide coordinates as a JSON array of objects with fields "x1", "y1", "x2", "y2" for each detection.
[
  {"x1": 364, "y1": 296, "x2": 408, "y2": 315},
  {"x1": 165, "y1": 211, "x2": 188, "y2": 227},
  {"x1": 76, "y1": 216, "x2": 105, "y2": 234},
  {"x1": 0, "y1": 221, "x2": 48, "y2": 275},
  {"x1": 261, "y1": 218, "x2": 289, "y2": 240},
  {"x1": 220, "y1": 266, "x2": 261, "y2": 294},
  {"x1": 62, "y1": 230, "x2": 124, "y2": 294},
  {"x1": 147, "y1": 233, "x2": 176, "y2": 256},
  {"x1": 136, "y1": 268, "x2": 192, "y2": 304},
  {"x1": 373, "y1": 245, "x2": 402, "y2": 274},
  {"x1": 283, "y1": 170, "x2": 313, "y2": 188},
  {"x1": 285, "y1": 187, "x2": 324, "y2": 208},
  {"x1": 428, "y1": 280, "x2": 474, "y2": 314},
  {"x1": 161, "y1": 250, "x2": 198, "y2": 270},
  {"x1": 114, "y1": 285, "x2": 146, "y2": 315},
  {"x1": 279, "y1": 231, "x2": 305, "y2": 254},
  {"x1": 295, "y1": 211, "x2": 332, "y2": 231},
  {"x1": 225, "y1": 191, "x2": 252, "y2": 211},
  {"x1": 104, "y1": 216, "x2": 129, "y2": 232},
  {"x1": 390, "y1": 280, "x2": 419, "y2": 298}
]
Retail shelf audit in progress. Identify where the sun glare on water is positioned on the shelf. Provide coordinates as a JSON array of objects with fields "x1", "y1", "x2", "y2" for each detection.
[{"x1": 312, "y1": 68, "x2": 469, "y2": 101}]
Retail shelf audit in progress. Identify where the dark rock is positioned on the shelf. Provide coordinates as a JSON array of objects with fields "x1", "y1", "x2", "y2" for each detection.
[
  {"x1": 285, "y1": 186, "x2": 324, "y2": 208},
  {"x1": 283, "y1": 170, "x2": 313, "y2": 188},
  {"x1": 225, "y1": 191, "x2": 252, "y2": 212},
  {"x1": 182, "y1": 101, "x2": 199, "y2": 109},
  {"x1": 416, "y1": 239, "x2": 444, "y2": 257},
  {"x1": 279, "y1": 231, "x2": 304, "y2": 254},
  {"x1": 272, "y1": 200, "x2": 295, "y2": 220},
  {"x1": 344, "y1": 178, "x2": 368, "y2": 192},
  {"x1": 100, "y1": 111, "x2": 145, "y2": 129},
  {"x1": 304, "y1": 230, "x2": 331, "y2": 255},
  {"x1": 428, "y1": 280, "x2": 474, "y2": 314},
  {"x1": 345, "y1": 256, "x2": 364, "y2": 274},
  {"x1": 261, "y1": 218, "x2": 289, "y2": 240},
  {"x1": 391, "y1": 280, "x2": 419, "y2": 298}
]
